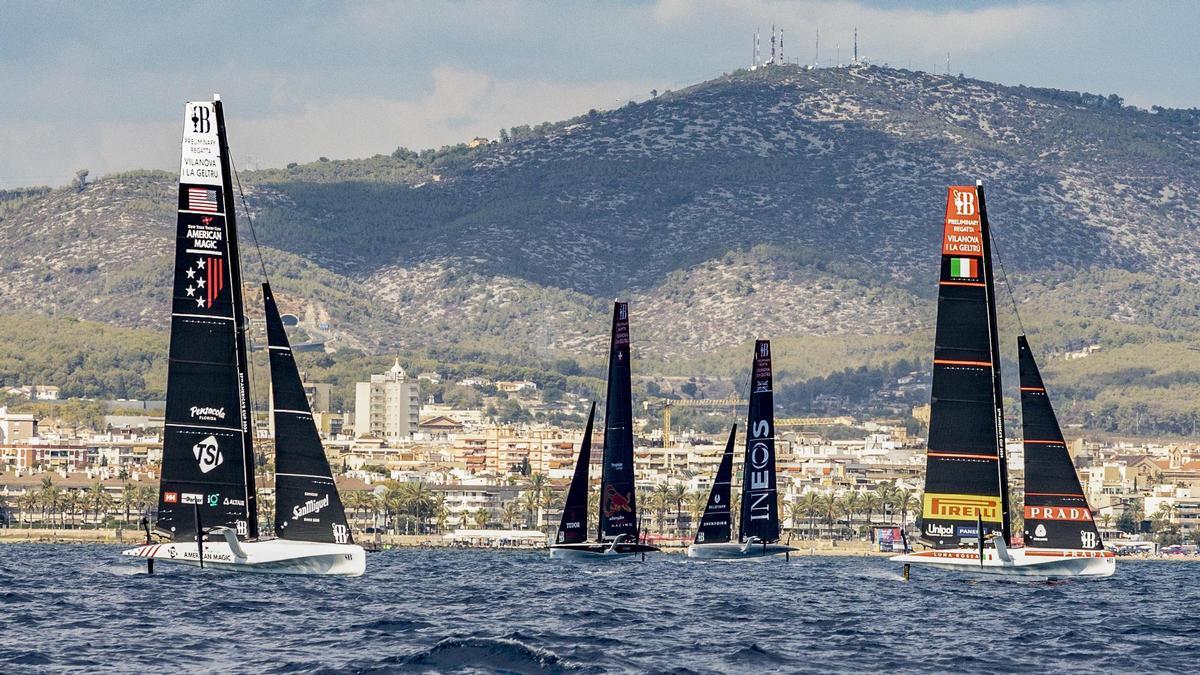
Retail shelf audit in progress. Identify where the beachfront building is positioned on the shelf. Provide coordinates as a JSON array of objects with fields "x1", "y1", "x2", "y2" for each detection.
[{"x1": 354, "y1": 359, "x2": 420, "y2": 441}]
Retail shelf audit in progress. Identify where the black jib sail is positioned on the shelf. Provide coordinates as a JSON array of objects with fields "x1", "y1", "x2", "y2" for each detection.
[
  {"x1": 920, "y1": 183, "x2": 1011, "y2": 548},
  {"x1": 156, "y1": 98, "x2": 257, "y2": 541},
  {"x1": 740, "y1": 339, "x2": 780, "y2": 543},
  {"x1": 556, "y1": 402, "x2": 596, "y2": 545},
  {"x1": 599, "y1": 301, "x2": 639, "y2": 542},
  {"x1": 695, "y1": 425, "x2": 736, "y2": 545},
  {"x1": 265, "y1": 283, "x2": 353, "y2": 544},
  {"x1": 1018, "y1": 335, "x2": 1103, "y2": 551}
]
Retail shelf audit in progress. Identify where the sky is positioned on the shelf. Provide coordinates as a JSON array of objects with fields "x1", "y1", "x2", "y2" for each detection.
[{"x1": 2, "y1": 0, "x2": 1198, "y2": 188}]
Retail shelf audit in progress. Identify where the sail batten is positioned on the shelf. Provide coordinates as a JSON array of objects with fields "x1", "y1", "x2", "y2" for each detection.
[
  {"x1": 155, "y1": 99, "x2": 255, "y2": 541},
  {"x1": 1019, "y1": 335, "x2": 1103, "y2": 551},
  {"x1": 920, "y1": 184, "x2": 1008, "y2": 548},
  {"x1": 740, "y1": 339, "x2": 780, "y2": 543},
  {"x1": 599, "y1": 302, "x2": 639, "y2": 542},
  {"x1": 265, "y1": 283, "x2": 353, "y2": 545}
]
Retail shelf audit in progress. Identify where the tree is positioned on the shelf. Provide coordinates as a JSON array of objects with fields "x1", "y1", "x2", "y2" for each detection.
[
  {"x1": 473, "y1": 507, "x2": 489, "y2": 529},
  {"x1": 668, "y1": 484, "x2": 687, "y2": 534},
  {"x1": 819, "y1": 493, "x2": 841, "y2": 539},
  {"x1": 1116, "y1": 510, "x2": 1137, "y2": 534},
  {"x1": 74, "y1": 169, "x2": 89, "y2": 192}
]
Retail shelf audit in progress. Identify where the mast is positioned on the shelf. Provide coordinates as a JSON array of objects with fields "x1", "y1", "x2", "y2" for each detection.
[
  {"x1": 976, "y1": 181, "x2": 1011, "y2": 545},
  {"x1": 695, "y1": 425, "x2": 736, "y2": 544},
  {"x1": 920, "y1": 183, "x2": 1007, "y2": 549},
  {"x1": 155, "y1": 98, "x2": 254, "y2": 541},
  {"x1": 1019, "y1": 336, "x2": 1103, "y2": 550},
  {"x1": 212, "y1": 96, "x2": 259, "y2": 540},
  {"x1": 598, "y1": 301, "x2": 638, "y2": 543},
  {"x1": 555, "y1": 402, "x2": 595, "y2": 545},
  {"x1": 739, "y1": 339, "x2": 780, "y2": 543},
  {"x1": 265, "y1": 283, "x2": 352, "y2": 544}
]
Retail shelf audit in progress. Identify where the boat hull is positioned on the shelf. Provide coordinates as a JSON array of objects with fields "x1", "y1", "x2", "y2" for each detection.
[
  {"x1": 686, "y1": 541, "x2": 797, "y2": 559},
  {"x1": 548, "y1": 542, "x2": 659, "y2": 560},
  {"x1": 122, "y1": 538, "x2": 366, "y2": 576},
  {"x1": 891, "y1": 547, "x2": 1115, "y2": 578}
]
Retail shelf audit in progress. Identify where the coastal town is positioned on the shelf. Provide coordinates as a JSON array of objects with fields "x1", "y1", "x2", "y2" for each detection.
[{"x1": 0, "y1": 358, "x2": 1195, "y2": 554}]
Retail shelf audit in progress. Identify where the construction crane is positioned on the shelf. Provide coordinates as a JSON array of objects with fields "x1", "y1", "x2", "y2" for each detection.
[
  {"x1": 777, "y1": 416, "x2": 855, "y2": 428},
  {"x1": 643, "y1": 398, "x2": 745, "y2": 448}
]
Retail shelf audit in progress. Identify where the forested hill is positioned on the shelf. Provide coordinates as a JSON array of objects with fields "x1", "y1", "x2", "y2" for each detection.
[{"x1": 2, "y1": 63, "x2": 1200, "y2": 433}]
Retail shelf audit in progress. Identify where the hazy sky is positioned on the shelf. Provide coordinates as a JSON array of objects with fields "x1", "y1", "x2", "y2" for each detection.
[{"x1": 2, "y1": 0, "x2": 1197, "y2": 188}]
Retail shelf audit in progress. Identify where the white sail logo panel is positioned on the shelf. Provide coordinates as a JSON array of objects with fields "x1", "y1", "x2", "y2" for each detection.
[{"x1": 180, "y1": 102, "x2": 222, "y2": 186}]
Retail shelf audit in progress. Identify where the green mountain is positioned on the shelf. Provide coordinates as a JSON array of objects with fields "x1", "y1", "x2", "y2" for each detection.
[{"x1": 2, "y1": 64, "x2": 1199, "y2": 435}]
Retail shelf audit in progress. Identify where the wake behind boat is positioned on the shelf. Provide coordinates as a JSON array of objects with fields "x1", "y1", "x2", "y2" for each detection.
[
  {"x1": 549, "y1": 302, "x2": 658, "y2": 560},
  {"x1": 891, "y1": 182, "x2": 1113, "y2": 578},
  {"x1": 688, "y1": 340, "x2": 795, "y2": 560},
  {"x1": 121, "y1": 96, "x2": 364, "y2": 576}
]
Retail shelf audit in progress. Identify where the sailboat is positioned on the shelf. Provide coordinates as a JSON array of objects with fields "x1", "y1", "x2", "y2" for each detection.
[
  {"x1": 122, "y1": 96, "x2": 365, "y2": 576},
  {"x1": 891, "y1": 182, "x2": 1113, "y2": 577},
  {"x1": 549, "y1": 301, "x2": 658, "y2": 559},
  {"x1": 688, "y1": 340, "x2": 795, "y2": 559}
]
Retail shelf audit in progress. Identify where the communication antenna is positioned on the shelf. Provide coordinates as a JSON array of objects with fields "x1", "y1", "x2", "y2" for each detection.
[
  {"x1": 853, "y1": 27, "x2": 858, "y2": 64},
  {"x1": 780, "y1": 28, "x2": 784, "y2": 65},
  {"x1": 755, "y1": 28, "x2": 760, "y2": 68},
  {"x1": 771, "y1": 24, "x2": 776, "y2": 64},
  {"x1": 814, "y1": 28, "x2": 819, "y2": 67},
  {"x1": 836, "y1": 41, "x2": 840, "y2": 67},
  {"x1": 946, "y1": 52, "x2": 951, "y2": 75}
]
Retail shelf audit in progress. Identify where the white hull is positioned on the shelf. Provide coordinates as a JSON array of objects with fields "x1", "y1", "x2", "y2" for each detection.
[
  {"x1": 686, "y1": 541, "x2": 797, "y2": 560},
  {"x1": 891, "y1": 547, "x2": 1115, "y2": 578},
  {"x1": 548, "y1": 542, "x2": 658, "y2": 560},
  {"x1": 123, "y1": 538, "x2": 366, "y2": 577}
]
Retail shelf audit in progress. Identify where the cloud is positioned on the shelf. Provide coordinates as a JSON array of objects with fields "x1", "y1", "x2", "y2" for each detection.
[{"x1": 0, "y1": 65, "x2": 655, "y2": 185}]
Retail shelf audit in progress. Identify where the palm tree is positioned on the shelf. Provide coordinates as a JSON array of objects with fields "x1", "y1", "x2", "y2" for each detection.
[
  {"x1": 799, "y1": 492, "x2": 821, "y2": 537},
  {"x1": 521, "y1": 488, "x2": 541, "y2": 529},
  {"x1": 862, "y1": 492, "x2": 882, "y2": 533},
  {"x1": 685, "y1": 490, "x2": 708, "y2": 532},
  {"x1": 472, "y1": 507, "x2": 489, "y2": 529},
  {"x1": 63, "y1": 490, "x2": 81, "y2": 529},
  {"x1": 786, "y1": 499, "x2": 806, "y2": 537},
  {"x1": 88, "y1": 482, "x2": 114, "y2": 528},
  {"x1": 896, "y1": 489, "x2": 916, "y2": 529},
  {"x1": 819, "y1": 493, "x2": 841, "y2": 539},
  {"x1": 120, "y1": 482, "x2": 136, "y2": 526},
  {"x1": 526, "y1": 473, "x2": 550, "y2": 528},
  {"x1": 842, "y1": 491, "x2": 862, "y2": 539},
  {"x1": 430, "y1": 494, "x2": 449, "y2": 534},
  {"x1": 40, "y1": 476, "x2": 59, "y2": 526},
  {"x1": 668, "y1": 484, "x2": 687, "y2": 536},
  {"x1": 18, "y1": 492, "x2": 38, "y2": 527},
  {"x1": 876, "y1": 481, "x2": 898, "y2": 523},
  {"x1": 502, "y1": 500, "x2": 522, "y2": 529}
]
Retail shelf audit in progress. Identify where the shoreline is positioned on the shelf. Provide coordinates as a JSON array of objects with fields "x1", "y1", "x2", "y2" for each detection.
[{"x1": 2, "y1": 528, "x2": 1192, "y2": 561}]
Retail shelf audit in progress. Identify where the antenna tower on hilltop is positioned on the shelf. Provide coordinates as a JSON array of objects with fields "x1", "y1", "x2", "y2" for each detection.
[{"x1": 853, "y1": 27, "x2": 858, "y2": 64}]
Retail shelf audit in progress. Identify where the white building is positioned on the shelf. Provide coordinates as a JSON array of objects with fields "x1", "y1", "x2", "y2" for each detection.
[{"x1": 354, "y1": 359, "x2": 420, "y2": 441}]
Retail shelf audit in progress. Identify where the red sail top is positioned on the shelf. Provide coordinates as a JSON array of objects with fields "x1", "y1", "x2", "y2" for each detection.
[{"x1": 942, "y1": 185, "x2": 983, "y2": 257}]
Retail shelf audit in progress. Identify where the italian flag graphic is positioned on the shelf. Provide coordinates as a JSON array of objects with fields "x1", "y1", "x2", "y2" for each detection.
[{"x1": 950, "y1": 257, "x2": 978, "y2": 279}]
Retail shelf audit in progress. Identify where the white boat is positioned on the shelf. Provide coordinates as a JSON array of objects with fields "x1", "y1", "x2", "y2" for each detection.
[
  {"x1": 122, "y1": 96, "x2": 364, "y2": 576},
  {"x1": 548, "y1": 303, "x2": 659, "y2": 561},
  {"x1": 686, "y1": 341, "x2": 796, "y2": 561},
  {"x1": 124, "y1": 528, "x2": 365, "y2": 576},
  {"x1": 892, "y1": 182, "x2": 1113, "y2": 579},
  {"x1": 892, "y1": 545, "x2": 1114, "y2": 578}
]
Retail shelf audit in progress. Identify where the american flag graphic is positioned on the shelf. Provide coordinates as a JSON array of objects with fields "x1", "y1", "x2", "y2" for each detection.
[
  {"x1": 184, "y1": 256, "x2": 225, "y2": 309},
  {"x1": 187, "y1": 187, "x2": 219, "y2": 213}
]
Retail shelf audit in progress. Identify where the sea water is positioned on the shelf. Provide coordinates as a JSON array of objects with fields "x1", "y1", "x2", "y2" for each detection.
[{"x1": 0, "y1": 545, "x2": 1194, "y2": 673}]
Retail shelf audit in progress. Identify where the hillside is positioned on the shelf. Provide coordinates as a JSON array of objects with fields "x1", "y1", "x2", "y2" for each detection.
[{"x1": 2, "y1": 64, "x2": 1199, "y2": 434}]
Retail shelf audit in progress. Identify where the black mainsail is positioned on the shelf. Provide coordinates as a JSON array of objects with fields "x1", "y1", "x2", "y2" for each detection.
[
  {"x1": 599, "y1": 301, "x2": 639, "y2": 542},
  {"x1": 156, "y1": 98, "x2": 257, "y2": 541},
  {"x1": 920, "y1": 183, "x2": 1010, "y2": 548},
  {"x1": 694, "y1": 425, "x2": 736, "y2": 544},
  {"x1": 265, "y1": 283, "x2": 352, "y2": 544},
  {"x1": 1018, "y1": 335, "x2": 1103, "y2": 551},
  {"x1": 555, "y1": 402, "x2": 596, "y2": 545},
  {"x1": 739, "y1": 339, "x2": 781, "y2": 544}
]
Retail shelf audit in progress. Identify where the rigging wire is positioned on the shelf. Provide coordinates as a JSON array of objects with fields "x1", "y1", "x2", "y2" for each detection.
[
  {"x1": 229, "y1": 154, "x2": 271, "y2": 487},
  {"x1": 987, "y1": 218, "x2": 1026, "y2": 338}
]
